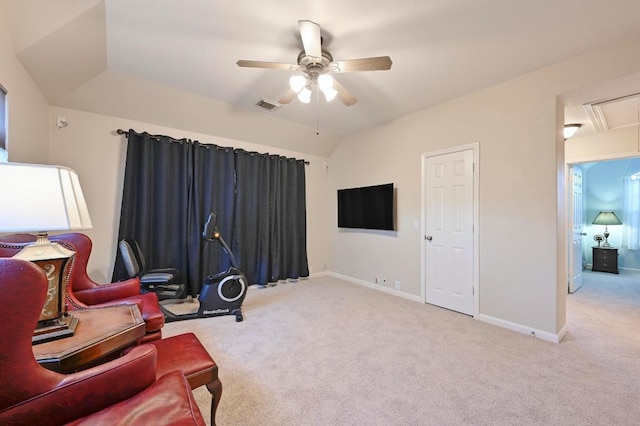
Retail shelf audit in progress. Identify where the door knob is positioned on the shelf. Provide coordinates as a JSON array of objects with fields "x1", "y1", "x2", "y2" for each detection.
[{"x1": 425, "y1": 235, "x2": 433, "y2": 241}]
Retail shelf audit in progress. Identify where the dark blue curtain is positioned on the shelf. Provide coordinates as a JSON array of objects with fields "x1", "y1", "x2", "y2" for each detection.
[
  {"x1": 234, "y1": 149, "x2": 309, "y2": 284},
  {"x1": 112, "y1": 132, "x2": 193, "y2": 290},
  {"x1": 233, "y1": 150, "x2": 272, "y2": 284},
  {"x1": 189, "y1": 142, "x2": 235, "y2": 289},
  {"x1": 113, "y1": 130, "x2": 308, "y2": 293}
]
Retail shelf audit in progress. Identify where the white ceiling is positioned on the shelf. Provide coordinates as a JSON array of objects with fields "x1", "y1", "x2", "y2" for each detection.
[{"x1": 5, "y1": 0, "x2": 640, "y2": 145}]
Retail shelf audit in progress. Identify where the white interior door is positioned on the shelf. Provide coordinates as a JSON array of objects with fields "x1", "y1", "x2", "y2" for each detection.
[
  {"x1": 424, "y1": 148, "x2": 474, "y2": 315},
  {"x1": 568, "y1": 165, "x2": 585, "y2": 293}
]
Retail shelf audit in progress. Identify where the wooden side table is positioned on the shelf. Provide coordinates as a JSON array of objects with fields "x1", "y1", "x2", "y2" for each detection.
[
  {"x1": 592, "y1": 246, "x2": 619, "y2": 274},
  {"x1": 32, "y1": 305, "x2": 145, "y2": 373}
]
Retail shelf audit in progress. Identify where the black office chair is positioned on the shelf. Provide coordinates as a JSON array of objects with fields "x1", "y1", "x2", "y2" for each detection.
[{"x1": 118, "y1": 238, "x2": 186, "y2": 300}]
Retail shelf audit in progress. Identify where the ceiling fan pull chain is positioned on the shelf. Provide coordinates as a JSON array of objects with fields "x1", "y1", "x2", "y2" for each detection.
[{"x1": 316, "y1": 86, "x2": 320, "y2": 135}]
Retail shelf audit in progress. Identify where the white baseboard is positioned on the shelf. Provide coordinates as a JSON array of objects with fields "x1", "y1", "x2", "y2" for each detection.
[
  {"x1": 476, "y1": 314, "x2": 567, "y2": 343},
  {"x1": 308, "y1": 271, "x2": 330, "y2": 279},
  {"x1": 328, "y1": 272, "x2": 423, "y2": 303},
  {"x1": 325, "y1": 272, "x2": 566, "y2": 343}
]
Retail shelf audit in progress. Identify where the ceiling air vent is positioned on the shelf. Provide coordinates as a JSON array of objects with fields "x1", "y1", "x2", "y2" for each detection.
[{"x1": 256, "y1": 98, "x2": 281, "y2": 112}]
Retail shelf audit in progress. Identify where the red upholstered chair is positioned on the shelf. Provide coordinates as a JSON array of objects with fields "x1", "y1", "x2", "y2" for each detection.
[
  {"x1": 149, "y1": 332, "x2": 223, "y2": 425},
  {"x1": 0, "y1": 233, "x2": 165, "y2": 343},
  {"x1": 0, "y1": 258, "x2": 205, "y2": 426}
]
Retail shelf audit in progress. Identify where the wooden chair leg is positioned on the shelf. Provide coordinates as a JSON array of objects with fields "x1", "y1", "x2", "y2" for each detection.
[{"x1": 206, "y1": 379, "x2": 223, "y2": 426}]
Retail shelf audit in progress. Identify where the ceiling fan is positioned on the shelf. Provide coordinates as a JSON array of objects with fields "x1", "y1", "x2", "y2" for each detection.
[{"x1": 237, "y1": 20, "x2": 392, "y2": 107}]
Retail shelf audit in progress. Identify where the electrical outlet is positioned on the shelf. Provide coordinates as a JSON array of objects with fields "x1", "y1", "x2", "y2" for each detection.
[
  {"x1": 375, "y1": 277, "x2": 379, "y2": 284},
  {"x1": 394, "y1": 280, "x2": 400, "y2": 290}
]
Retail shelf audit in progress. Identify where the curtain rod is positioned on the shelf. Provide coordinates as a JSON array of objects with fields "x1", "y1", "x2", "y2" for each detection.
[{"x1": 115, "y1": 128, "x2": 310, "y2": 165}]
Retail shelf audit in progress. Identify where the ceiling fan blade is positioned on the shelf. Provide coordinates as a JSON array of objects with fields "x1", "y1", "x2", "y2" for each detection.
[
  {"x1": 278, "y1": 88, "x2": 298, "y2": 104},
  {"x1": 236, "y1": 60, "x2": 299, "y2": 71},
  {"x1": 298, "y1": 20, "x2": 322, "y2": 61},
  {"x1": 330, "y1": 56, "x2": 392, "y2": 73},
  {"x1": 333, "y1": 79, "x2": 357, "y2": 106}
]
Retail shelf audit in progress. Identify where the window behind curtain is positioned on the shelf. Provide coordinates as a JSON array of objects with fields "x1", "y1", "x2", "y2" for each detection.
[
  {"x1": 0, "y1": 85, "x2": 6, "y2": 162},
  {"x1": 623, "y1": 173, "x2": 640, "y2": 250}
]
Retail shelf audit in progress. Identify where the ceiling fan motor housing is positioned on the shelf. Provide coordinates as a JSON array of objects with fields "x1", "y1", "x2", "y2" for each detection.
[{"x1": 297, "y1": 50, "x2": 333, "y2": 82}]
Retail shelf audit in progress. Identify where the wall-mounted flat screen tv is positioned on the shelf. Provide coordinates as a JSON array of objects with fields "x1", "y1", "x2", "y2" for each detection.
[{"x1": 337, "y1": 183, "x2": 394, "y2": 231}]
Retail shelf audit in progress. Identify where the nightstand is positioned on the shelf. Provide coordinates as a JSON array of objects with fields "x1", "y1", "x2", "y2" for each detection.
[{"x1": 592, "y1": 247, "x2": 618, "y2": 274}]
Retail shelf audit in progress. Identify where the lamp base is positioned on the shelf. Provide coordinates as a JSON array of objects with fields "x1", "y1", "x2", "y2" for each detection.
[{"x1": 32, "y1": 313, "x2": 79, "y2": 345}]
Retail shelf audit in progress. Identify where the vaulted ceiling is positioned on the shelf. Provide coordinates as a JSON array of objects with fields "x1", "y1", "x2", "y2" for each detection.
[{"x1": 4, "y1": 1, "x2": 640, "y2": 156}]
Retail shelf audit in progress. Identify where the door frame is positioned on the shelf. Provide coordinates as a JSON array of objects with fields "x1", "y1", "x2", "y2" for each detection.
[{"x1": 421, "y1": 142, "x2": 480, "y2": 316}]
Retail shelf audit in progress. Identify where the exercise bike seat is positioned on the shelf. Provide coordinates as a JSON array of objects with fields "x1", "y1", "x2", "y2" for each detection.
[{"x1": 119, "y1": 238, "x2": 186, "y2": 300}]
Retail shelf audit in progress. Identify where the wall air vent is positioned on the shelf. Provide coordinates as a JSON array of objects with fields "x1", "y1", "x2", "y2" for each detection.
[{"x1": 256, "y1": 99, "x2": 281, "y2": 112}]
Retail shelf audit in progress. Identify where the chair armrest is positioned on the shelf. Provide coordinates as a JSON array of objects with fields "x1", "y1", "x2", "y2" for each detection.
[
  {"x1": 73, "y1": 278, "x2": 141, "y2": 305},
  {"x1": 76, "y1": 298, "x2": 144, "y2": 315},
  {"x1": 1, "y1": 345, "x2": 157, "y2": 425}
]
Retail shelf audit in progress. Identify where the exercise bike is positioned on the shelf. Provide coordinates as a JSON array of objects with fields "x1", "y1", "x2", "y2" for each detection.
[{"x1": 160, "y1": 212, "x2": 247, "y2": 322}]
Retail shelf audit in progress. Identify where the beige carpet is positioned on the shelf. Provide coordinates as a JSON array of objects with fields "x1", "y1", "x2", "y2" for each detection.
[{"x1": 163, "y1": 271, "x2": 640, "y2": 426}]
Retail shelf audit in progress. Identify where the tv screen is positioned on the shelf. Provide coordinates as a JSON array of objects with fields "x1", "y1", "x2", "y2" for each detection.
[{"x1": 337, "y1": 183, "x2": 394, "y2": 231}]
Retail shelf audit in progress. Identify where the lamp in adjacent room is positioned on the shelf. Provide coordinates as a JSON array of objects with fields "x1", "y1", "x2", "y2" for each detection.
[
  {"x1": 0, "y1": 162, "x2": 92, "y2": 343},
  {"x1": 592, "y1": 211, "x2": 622, "y2": 248}
]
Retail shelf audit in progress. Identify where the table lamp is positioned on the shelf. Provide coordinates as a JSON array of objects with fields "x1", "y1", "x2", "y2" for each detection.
[
  {"x1": 592, "y1": 211, "x2": 622, "y2": 248},
  {"x1": 0, "y1": 162, "x2": 92, "y2": 343}
]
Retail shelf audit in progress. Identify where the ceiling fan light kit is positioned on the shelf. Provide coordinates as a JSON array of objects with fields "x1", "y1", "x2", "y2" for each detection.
[
  {"x1": 297, "y1": 87, "x2": 312, "y2": 104},
  {"x1": 318, "y1": 74, "x2": 337, "y2": 101},
  {"x1": 237, "y1": 20, "x2": 392, "y2": 108},
  {"x1": 290, "y1": 75, "x2": 307, "y2": 92}
]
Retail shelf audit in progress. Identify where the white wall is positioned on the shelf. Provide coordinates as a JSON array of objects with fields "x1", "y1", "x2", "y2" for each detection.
[
  {"x1": 330, "y1": 77, "x2": 561, "y2": 336},
  {"x1": 48, "y1": 106, "x2": 330, "y2": 284},
  {"x1": 0, "y1": 5, "x2": 49, "y2": 163},
  {"x1": 329, "y1": 36, "x2": 640, "y2": 338},
  {"x1": 7, "y1": 0, "x2": 640, "y2": 339}
]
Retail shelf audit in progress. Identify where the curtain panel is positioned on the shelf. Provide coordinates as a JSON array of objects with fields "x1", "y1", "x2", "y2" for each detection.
[
  {"x1": 113, "y1": 130, "x2": 309, "y2": 294},
  {"x1": 233, "y1": 150, "x2": 309, "y2": 284},
  {"x1": 623, "y1": 176, "x2": 640, "y2": 250}
]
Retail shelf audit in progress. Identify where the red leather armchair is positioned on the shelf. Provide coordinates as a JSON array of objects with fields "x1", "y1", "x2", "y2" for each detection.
[
  {"x1": 0, "y1": 233, "x2": 164, "y2": 342},
  {"x1": 0, "y1": 258, "x2": 205, "y2": 425}
]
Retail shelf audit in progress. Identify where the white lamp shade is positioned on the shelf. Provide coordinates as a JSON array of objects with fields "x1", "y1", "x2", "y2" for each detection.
[
  {"x1": 321, "y1": 86, "x2": 338, "y2": 102},
  {"x1": 289, "y1": 75, "x2": 307, "y2": 93},
  {"x1": 0, "y1": 162, "x2": 93, "y2": 232},
  {"x1": 297, "y1": 87, "x2": 312, "y2": 104},
  {"x1": 318, "y1": 74, "x2": 337, "y2": 101},
  {"x1": 318, "y1": 74, "x2": 333, "y2": 91}
]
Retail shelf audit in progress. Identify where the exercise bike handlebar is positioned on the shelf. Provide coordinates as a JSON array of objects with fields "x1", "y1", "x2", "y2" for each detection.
[
  {"x1": 202, "y1": 212, "x2": 240, "y2": 269},
  {"x1": 202, "y1": 212, "x2": 218, "y2": 241}
]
